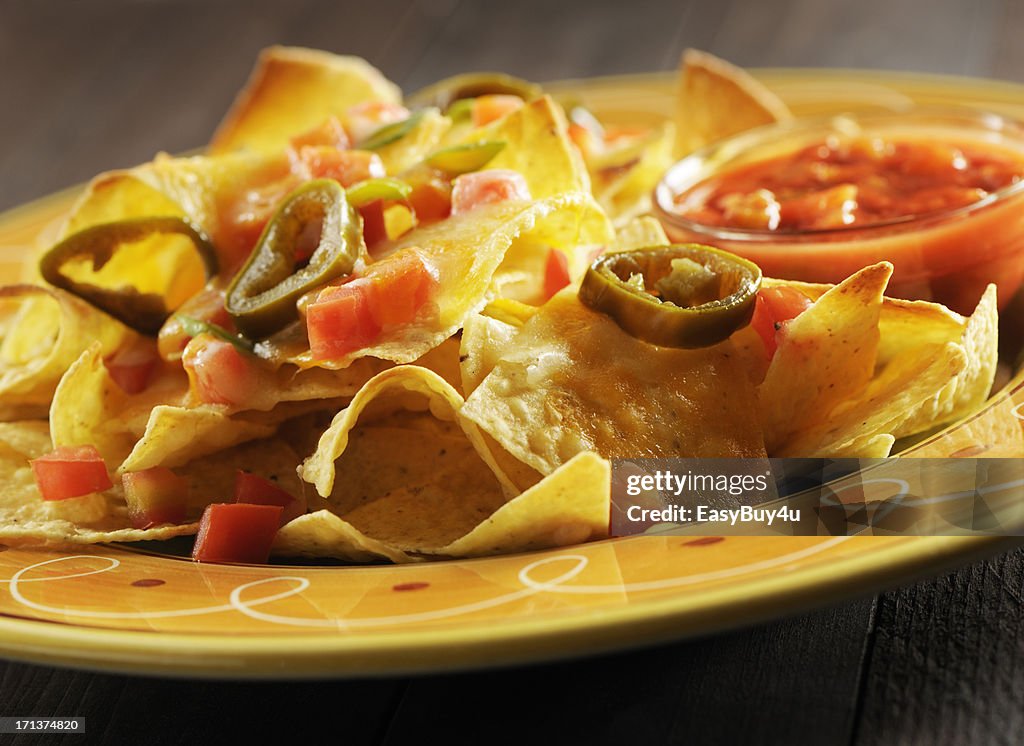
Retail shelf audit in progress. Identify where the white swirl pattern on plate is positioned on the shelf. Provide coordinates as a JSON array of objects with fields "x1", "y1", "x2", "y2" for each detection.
[{"x1": 0, "y1": 539, "x2": 848, "y2": 629}]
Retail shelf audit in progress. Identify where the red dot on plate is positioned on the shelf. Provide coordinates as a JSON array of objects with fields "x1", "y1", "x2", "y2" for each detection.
[
  {"x1": 392, "y1": 581, "x2": 430, "y2": 592},
  {"x1": 131, "y1": 578, "x2": 166, "y2": 588},
  {"x1": 682, "y1": 537, "x2": 725, "y2": 547}
]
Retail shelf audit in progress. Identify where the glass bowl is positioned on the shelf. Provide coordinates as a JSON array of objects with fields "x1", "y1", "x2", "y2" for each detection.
[{"x1": 653, "y1": 108, "x2": 1024, "y2": 315}]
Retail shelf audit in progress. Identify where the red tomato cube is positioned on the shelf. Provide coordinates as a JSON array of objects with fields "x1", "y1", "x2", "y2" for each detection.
[
  {"x1": 296, "y1": 147, "x2": 385, "y2": 186},
  {"x1": 364, "y1": 251, "x2": 438, "y2": 328},
  {"x1": 306, "y1": 279, "x2": 382, "y2": 360},
  {"x1": 450, "y1": 169, "x2": 531, "y2": 215},
  {"x1": 104, "y1": 342, "x2": 159, "y2": 395},
  {"x1": 30, "y1": 445, "x2": 112, "y2": 501},
  {"x1": 543, "y1": 248, "x2": 571, "y2": 301},
  {"x1": 359, "y1": 200, "x2": 388, "y2": 248},
  {"x1": 192, "y1": 503, "x2": 283, "y2": 564},
  {"x1": 234, "y1": 471, "x2": 305, "y2": 525},
  {"x1": 750, "y1": 286, "x2": 814, "y2": 359},
  {"x1": 182, "y1": 334, "x2": 261, "y2": 407}
]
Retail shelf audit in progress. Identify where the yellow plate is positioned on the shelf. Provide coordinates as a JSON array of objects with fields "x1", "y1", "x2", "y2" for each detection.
[{"x1": 1, "y1": 70, "x2": 1023, "y2": 678}]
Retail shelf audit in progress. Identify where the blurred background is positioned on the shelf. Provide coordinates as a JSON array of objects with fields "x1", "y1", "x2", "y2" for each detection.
[{"x1": 2, "y1": 0, "x2": 1022, "y2": 210}]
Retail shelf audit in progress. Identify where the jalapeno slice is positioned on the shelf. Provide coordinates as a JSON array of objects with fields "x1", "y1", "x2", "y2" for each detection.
[
  {"x1": 426, "y1": 141, "x2": 506, "y2": 175},
  {"x1": 360, "y1": 110, "x2": 426, "y2": 150},
  {"x1": 39, "y1": 216, "x2": 218, "y2": 335},
  {"x1": 346, "y1": 177, "x2": 412, "y2": 207},
  {"x1": 578, "y1": 244, "x2": 762, "y2": 348},
  {"x1": 406, "y1": 72, "x2": 542, "y2": 112},
  {"x1": 225, "y1": 179, "x2": 362, "y2": 338}
]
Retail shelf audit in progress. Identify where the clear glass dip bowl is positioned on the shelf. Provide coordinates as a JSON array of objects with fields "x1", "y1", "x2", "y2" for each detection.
[{"x1": 653, "y1": 109, "x2": 1024, "y2": 315}]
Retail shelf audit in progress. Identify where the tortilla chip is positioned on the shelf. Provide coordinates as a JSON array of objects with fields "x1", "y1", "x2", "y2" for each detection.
[
  {"x1": 0, "y1": 417, "x2": 310, "y2": 547},
  {"x1": 49, "y1": 343, "x2": 328, "y2": 472},
  {"x1": 763, "y1": 279, "x2": 999, "y2": 448},
  {"x1": 273, "y1": 510, "x2": 413, "y2": 562},
  {"x1": 57, "y1": 150, "x2": 291, "y2": 273},
  {"x1": 445, "y1": 99, "x2": 615, "y2": 302},
  {"x1": 0, "y1": 421, "x2": 198, "y2": 547},
  {"x1": 592, "y1": 122, "x2": 676, "y2": 224},
  {"x1": 463, "y1": 290, "x2": 766, "y2": 476},
  {"x1": 906, "y1": 392, "x2": 1024, "y2": 458},
  {"x1": 300, "y1": 366, "x2": 511, "y2": 497},
  {"x1": 210, "y1": 46, "x2": 401, "y2": 154},
  {"x1": 613, "y1": 216, "x2": 670, "y2": 252},
  {"x1": 275, "y1": 451, "x2": 608, "y2": 562},
  {"x1": 433, "y1": 451, "x2": 609, "y2": 557},
  {"x1": 0, "y1": 285, "x2": 133, "y2": 420},
  {"x1": 780, "y1": 342, "x2": 967, "y2": 456},
  {"x1": 50, "y1": 343, "x2": 187, "y2": 467},
  {"x1": 290, "y1": 190, "x2": 610, "y2": 369},
  {"x1": 832, "y1": 433, "x2": 896, "y2": 458},
  {"x1": 759, "y1": 263, "x2": 892, "y2": 453},
  {"x1": 295, "y1": 366, "x2": 543, "y2": 552},
  {"x1": 460, "y1": 96, "x2": 592, "y2": 199},
  {"x1": 375, "y1": 109, "x2": 451, "y2": 174},
  {"x1": 177, "y1": 436, "x2": 306, "y2": 516},
  {"x1": 884, "y1": 285, "x2": 999, "y2": 430},
  {"x1": 459, "y1": 312, "x2": 521, "y2": 397},
  {"x1": 675, "y1": 49, "x2": 791, "y2": 157}
]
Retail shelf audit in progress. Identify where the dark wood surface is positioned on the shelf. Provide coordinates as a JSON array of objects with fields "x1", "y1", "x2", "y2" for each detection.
[{"x1": 2, "y1": 1, "x2": 1024, "y2": 744}]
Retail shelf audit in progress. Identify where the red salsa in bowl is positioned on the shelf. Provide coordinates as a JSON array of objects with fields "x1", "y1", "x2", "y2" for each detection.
[{"x1": 654, "y1": 110, "x2": 1024, "y2": 314}]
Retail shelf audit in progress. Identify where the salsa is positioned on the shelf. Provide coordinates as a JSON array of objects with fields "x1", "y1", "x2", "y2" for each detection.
[{"x1": 673, "y1": 137, "x2": 1024, "y2": 232}]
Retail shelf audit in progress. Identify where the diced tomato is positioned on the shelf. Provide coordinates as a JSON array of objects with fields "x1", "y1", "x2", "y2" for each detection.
[
  {"x1": 364, "y1": 250, "x2": 438, "y2": 327},
  {"x1": 306, "y1": 280, "x2": 381, "y2": 360},
  {"x1": 543, "y1": 249, "x2": 571, "y2": 301},
  {"x1": 104, "y1": 341, "x2": 159, "y2": 395},
  {"x1": 359, "y1": 200, "x2": 388, "y2": 248},
  {"x1": 750, "y1": 286, "x2": 814, "y2": 359},
  {"x1": 30, "y1": 445, "x2": 112, "y2": 501},
  {"x1": 192, "y1": 503, "x2": 283, "y2": 564},
  {"x1": 450, "y1": 169, "x2": 531, "y2": 216},
  {"x1": 122, "y1": 467, "x2": 188, "y2": 529},
  {"x1": 182, "y1": 334, "x2": 261, "y2": 406},
  {"x1": 407, "y1": 178, "x2": 452, "y2": 224},
  {"x1": 294, "y1": 147, "x2": 385, "y2": 186},
  {"x1": 306, "y1": 251, "x2": 438, "y2": 360},
  {"x1": 346, "y1": 101, "x2": 411, "y2": 143},
  {"x1": 288, "y1": 117, "x2": 350, "y2": 151},
  {"x1": 472, "y1": 95, "x2": 523, "y2": 127},
  {"x1": 234, "y1": 471, "x2": 305, "y2": 525}
]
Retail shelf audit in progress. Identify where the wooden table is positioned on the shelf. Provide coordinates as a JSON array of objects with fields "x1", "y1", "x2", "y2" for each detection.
[{"x1": 2, "y1": 1, "x2": 1023, "y2": 743}]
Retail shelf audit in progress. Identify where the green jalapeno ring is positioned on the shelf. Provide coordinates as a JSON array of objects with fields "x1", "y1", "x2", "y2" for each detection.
[
  {"x1": 406, "y1": 72, "x2": 543, "y2": 113},
  {"x1": 360, "y1": 110, "x2": 427, "y2": 150},
  {"x1": 425, "y1": 141, "x2": 506, "y2": 175},
  {"x1": 177, "y1": 315, "x2": 254, "y2": 354},
  {"x1": 225, "y1": 178, "x2": 363, "y2": 339},
  {"x1": 39, "y1": 216, "x2": 219, "y2": 335},
  {"x1": 346, "y1": 177, "x2": 413, "y2": 208},
  {"x1": 578, "y1": 244, "x2": 762, "y2": 349}
]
